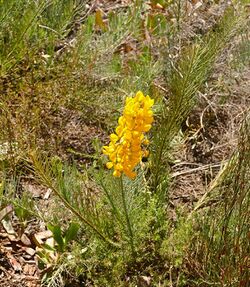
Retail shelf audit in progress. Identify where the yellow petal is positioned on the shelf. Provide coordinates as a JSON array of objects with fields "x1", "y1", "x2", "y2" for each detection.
[
  {"x1": 144, "y1": 124, "x2": 152, "y2": 132},
  {"x1": 110, "y1": 133, "x2": 119, "y2": 143},
  {"x1": 118, "y1": 116, "x2": 125, "y2": 126},
  {"x1": 113, "y1": 170, "x2": 121, "y2": 177},
  {"x1": 110, "y1": 152, "x2": 116, "y2": 161},
  {"x1": 124, "y1": 169, "x2": 136, "y2": 179},
  {"x1": 115, "y1": 163, "x2": 123, "y2": 171},
  {"x1": 135, "y1": 91, "x2": 144, "y2": 102},
  {"x1": 102, "y1": 146, "x2": 109, "y2": 154},
  {"x1": 145, "y1": 95, "x2": 154, "y2": 107},
  {"x1": 106, "y1": 162, "x2": 113, "y2": 169}
]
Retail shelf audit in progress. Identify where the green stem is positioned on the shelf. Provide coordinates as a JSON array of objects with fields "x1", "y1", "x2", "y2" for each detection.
[
  {"x1": 30, "y1": 153, "x2": 119, "y2": 248},
  {"x1": 120, "y1": 176, "x2": 135, "y2": 257},
  {"x1": 99, "y1": 178, "x2": 125, "y2": 230},
  {"x1": 48, "y1": 182, "x2": 118, "y2": 247}
]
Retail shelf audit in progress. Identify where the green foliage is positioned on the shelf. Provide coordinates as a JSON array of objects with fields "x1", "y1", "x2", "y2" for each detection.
[
  {"x1": 0, "y1": 0, "x2": 87, "y2": 72},
  {"x1": 47, "y1": 222, "x2": 80, "y2": 253},
  {"x1": 161, "y1": 215, "x2": 193, "y2": 268},
  {"x1": 0, "y1": 0, "x2": 249, "y2": 286},
  {"x1": 230, "y1": 27, "x2": 250, "y2": 70},
  {"x1": 13, "y1": 191, "x2": 34, "y2": 224},
  {"x1": 0, "y1": 0, "x2": 46, "y2": 72},
  {"x1": 150, "y1": 6, "x2": 246, "y2": 196},
  {"x1": 182, "y1": 118, "x2": 250, "y2": 286}
]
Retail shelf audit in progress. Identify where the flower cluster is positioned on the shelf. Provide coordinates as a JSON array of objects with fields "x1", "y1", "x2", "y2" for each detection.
[{"x1": 103, "y1": 91, "x2": 154, "y2": 179}]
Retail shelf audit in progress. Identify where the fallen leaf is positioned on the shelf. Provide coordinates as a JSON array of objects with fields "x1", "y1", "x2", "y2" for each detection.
[
  {"x1": 32, "y1": 230, "x2": 53, "y2": 246},
  {"x1": 23, "y1": 264, "x2": 37, "y2": 276},
  {"x1": 7, "y1": 253, "x2": 22, "y2": 272},
  {"x1": 43, "y1": 188, "x2": 52, "y2": 200},
  {"x1": 2, "y1": 218, "x2": 16, "y2": 235},
  {"x1": 0, "y1": 205, "x2": 13, "y2": 221},
  {"x1": 21, "y1": 233, "x2": 32, "y2": 246},
  {"x1": 45, "y1": 237, "x2": 55, "y2": 249},
  {"x1": 22, "y1": 247, "x2": 36, "y2": 257},
  {"x1": 0, "y1": 232, "x2": 16, "y2": 241}
]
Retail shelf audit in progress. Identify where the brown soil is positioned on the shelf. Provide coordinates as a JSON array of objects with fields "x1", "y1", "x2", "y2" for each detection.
[{"x1": 170, "y1": 66, "x2": 250, "y2": 209}]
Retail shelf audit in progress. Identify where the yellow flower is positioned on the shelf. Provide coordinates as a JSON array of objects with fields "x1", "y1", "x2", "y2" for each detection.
[{"x1": 102, "y1": 91, "x2": 154, "y2": 179}]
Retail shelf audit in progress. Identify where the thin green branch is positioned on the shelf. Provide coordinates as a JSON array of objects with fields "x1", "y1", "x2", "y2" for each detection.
[
  {"x1": 29, "y1": 152, "x2": 119, "y2": 248},
  {"x1": 120, "y1": 176, "x2": 135, "y2": 257}
]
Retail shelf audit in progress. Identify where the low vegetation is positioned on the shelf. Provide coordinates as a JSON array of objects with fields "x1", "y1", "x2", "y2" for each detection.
[{"x1": 0, "y1": 1, "x2": 249, "y2": 286}]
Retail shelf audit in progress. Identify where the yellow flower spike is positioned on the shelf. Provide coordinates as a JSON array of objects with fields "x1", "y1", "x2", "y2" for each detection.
[
  {"x1": 106, "y1": 162, "x2": 113, "y2": 169},
  {"x1": 125, "y1": 97, "x2": 132, "y2": 105},
  {"x1": 110, "y1": 133, "x2": 119, "y2": 143},
  {"x1": 145, "y1": 95, "x2": 154, "y2": 107},
  {"x1": 115, "y1": 163, "x2": 123, "y2": 171},
  {"x1": 118, "y1": 116, "x2": 126, "y2": 125},
  {"x1": 124, "y1": 169, "x2": 136, "y2": 179},
  {"x1": 135, "y1": 91, "x2": 144, "y2": 102},
  {"x1": 102, "y1": 91, "x2": 154, "y2": 179},
  {"x1": 116, "y1": 126, "x2": 123, "y2": 136},
  {"x1": 113, "y1": 170, "x2": 121, "y2": 177},
  {"x1": 110, "y1": 153, "x2": 117, "y2": 162}
]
